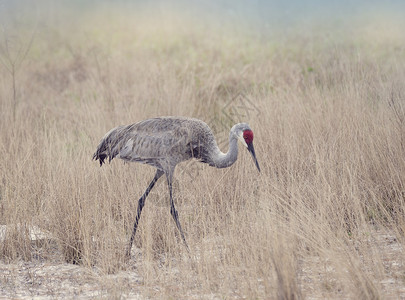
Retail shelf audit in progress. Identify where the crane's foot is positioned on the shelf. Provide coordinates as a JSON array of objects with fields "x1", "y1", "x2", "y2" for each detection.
[
  {"x1": 125, "y1": 240, "x2": 134, "y2": 260},
  {"x1": 125, "y1": 249, "x2": 132, "y2": 260}
]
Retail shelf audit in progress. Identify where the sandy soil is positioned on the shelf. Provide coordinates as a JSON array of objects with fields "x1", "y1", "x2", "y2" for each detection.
[{"x1": 1, "y1": 228, "x2": 404, "y2": 299}]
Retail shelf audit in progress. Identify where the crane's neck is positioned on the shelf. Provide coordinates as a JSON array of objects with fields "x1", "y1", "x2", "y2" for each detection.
[{"x1": 212, "y1": 133, "x2": 239, "y2": 169}]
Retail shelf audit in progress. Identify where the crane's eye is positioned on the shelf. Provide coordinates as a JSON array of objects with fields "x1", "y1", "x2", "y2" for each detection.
[{"x1": 243, "y1": 130, "x2": 253, "y2": 144}]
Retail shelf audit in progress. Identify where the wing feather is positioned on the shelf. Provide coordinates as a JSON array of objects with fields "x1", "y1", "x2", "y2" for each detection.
[{"x1": 92, "y1": 117, "x2": 216, "y2": 168}]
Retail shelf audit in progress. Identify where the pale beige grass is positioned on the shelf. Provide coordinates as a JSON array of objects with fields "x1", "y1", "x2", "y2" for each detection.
[{"x1": 1, "y1": 5, "x2": 405, "y2": 299}]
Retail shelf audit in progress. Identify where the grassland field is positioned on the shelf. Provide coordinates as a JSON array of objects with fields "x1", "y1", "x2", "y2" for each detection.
[{"x1": 1, "y1": 2, "x2": 405, "y2": 299}]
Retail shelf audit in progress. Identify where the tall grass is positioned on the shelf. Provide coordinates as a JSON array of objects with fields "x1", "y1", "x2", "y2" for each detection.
[{"x1": 1, "y1": 5, "x2": 405, "y2": 298}]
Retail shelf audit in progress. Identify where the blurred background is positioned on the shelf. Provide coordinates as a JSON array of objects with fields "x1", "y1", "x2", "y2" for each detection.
[{"x1": 2, "y1": 0, "x2": 405, "y2": 36}]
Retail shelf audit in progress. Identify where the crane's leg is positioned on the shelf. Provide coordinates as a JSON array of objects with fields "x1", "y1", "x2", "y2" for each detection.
[
  {"x1": 166, "y1": 174, "x2": 190, "y2": 251},
  {"x1": 126, "y1": 169, "x2": 164, "y2": 258}
]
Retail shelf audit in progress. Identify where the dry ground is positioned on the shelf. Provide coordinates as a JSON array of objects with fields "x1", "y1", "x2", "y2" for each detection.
[
  {"x1": 0, "y1": 228, "x2": 404, "y2": 299},
  {"x1": 1, "y1": 2, "x2": 405, "y2": 299}
]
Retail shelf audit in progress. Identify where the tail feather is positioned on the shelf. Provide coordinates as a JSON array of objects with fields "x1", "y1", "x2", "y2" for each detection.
[
  {"x1": 93, "y1": 125, "x2": 126, "y2": 166},
  {"x1": 93, "y1": 151, "x2": 108, "y2": 166},
  {"x1": 93, "y1": 141, "x2": 112, "y2": 166}
]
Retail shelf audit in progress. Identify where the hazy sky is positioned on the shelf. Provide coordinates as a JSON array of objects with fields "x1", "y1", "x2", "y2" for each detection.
[
  {"x1": 1, "y1": 0, "x2": 405, "y2": 37},
  {"x1": 2, "y1": 0, "x2": 404, "y2": 22}
]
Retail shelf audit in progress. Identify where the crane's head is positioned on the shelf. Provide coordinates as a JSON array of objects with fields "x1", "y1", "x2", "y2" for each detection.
[{"x1": 233, "y1": 123, "x2": 261, "y2": 172}]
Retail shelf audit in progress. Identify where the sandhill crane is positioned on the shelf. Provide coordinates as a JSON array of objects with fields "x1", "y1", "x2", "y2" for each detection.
[{"x1": 93, "y1": 116, "x2": 260, "y2": 257}]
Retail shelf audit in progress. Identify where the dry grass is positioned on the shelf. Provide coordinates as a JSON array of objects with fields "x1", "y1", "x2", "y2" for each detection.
[{"x1": 1, "y1": 3, "x2": 405, "y2": 299}]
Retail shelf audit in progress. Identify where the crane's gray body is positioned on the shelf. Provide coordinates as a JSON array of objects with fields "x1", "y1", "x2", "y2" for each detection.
[
  {"x1": 93, "y1": 116, "x2": 259, "y2": 257},
  {"x1": 93, "y1": 116, "x2": 240, "y2": 171}
]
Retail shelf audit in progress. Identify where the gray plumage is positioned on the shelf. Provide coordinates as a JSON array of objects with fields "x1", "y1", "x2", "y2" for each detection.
[{"x1": 93, "y1": 116, "x2": 260, "y2": 257}]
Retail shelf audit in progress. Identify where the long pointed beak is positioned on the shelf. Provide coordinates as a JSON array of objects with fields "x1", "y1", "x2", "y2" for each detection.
[{"x1": 247, "y1": 142, "x2": 261, "y2": 172}]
